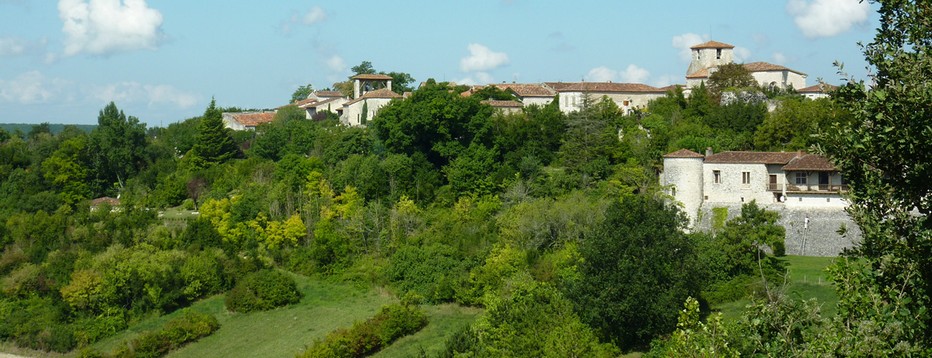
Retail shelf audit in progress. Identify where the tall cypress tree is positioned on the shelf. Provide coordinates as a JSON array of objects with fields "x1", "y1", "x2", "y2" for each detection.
[{"x1": 191, "y1": 98, "x2": 238, "y2": 165}]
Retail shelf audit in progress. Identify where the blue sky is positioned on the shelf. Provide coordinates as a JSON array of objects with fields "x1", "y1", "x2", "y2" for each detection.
[{"x1": 0, "y1": 0, "x2": 878, "y2": 127}]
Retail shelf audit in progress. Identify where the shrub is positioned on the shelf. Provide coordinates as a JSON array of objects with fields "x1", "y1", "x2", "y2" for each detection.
[
  {"x1": 112, "y1": 310, "x2": 219, "y2": 358},
  {"x1": 300, "y1": 303, "x2": 428, "y2": 358},
  {"x1": 225, "y1": 269, "x2": 301, "y2": 313}
]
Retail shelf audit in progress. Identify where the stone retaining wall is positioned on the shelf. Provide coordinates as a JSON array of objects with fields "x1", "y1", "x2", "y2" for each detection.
[{"x1": 695, "y1": 203, "x2": 861, "y2": 257}]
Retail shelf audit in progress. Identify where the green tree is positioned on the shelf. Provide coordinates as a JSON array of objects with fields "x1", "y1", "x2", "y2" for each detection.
[
  {"x1": 291, "y1": 83, "x2": 314, "y2": 103},
  {"x1": 568, "y1": 194, "x2": 704, "y2": 350},
  {"x1": 89, "y1": 102, "x2": 147, "y2": 193},
  {"x1": 754, "y1": 97, "x2": 845, "y2": 151},
  {"x1": 821, "y1": 0, "x2": 932, "y2": 352},
  {"x1": 190, "y1": 98, "x2": 239, "y2": 166},
  {"x1": 707, "y1": 63, "x2": 757, "y2": 99}
]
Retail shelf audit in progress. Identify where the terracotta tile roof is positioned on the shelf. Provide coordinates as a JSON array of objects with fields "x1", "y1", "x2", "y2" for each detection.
[
  {"x1": 225, "y1": 112, "x2": 276, "y2": 127},
  {"x1": 686, "y1": 68, "x2": 710, "y2": 79},
  {"x1": 658, "y1": 84, "x2": 684, "y2": 92},
  {"x1": 543, "y1": 82, "x2": 573, "y2": 91},
  {"x1": 743, "y1": 62, "x2": 807, "y2": 76},
  {"x1": 292, "y1": 98, "x2": 316, "y2": 107},
  {"x1": 90, "y1": 197, "x2": 120, "y2": 206},
  {"x1": 313, "y1": 90, "x2": 344, "y2": 98},
  {"x1": 496, "y1": 83, "x2": 556, "y2": 97},
  {"x1": 550, "y1": 82, "x2": 665, "y2": 93},
  {"x1": 663, "y1": 149, "x2": 704, "y2": 158},
  {"x1": 782, "y1": 154, "x2": 837, "y2": 171},
  {"x1": 352, "y1": 73, "x2": 393, "y2": 80},
  {"x1": 344, "y1": 88, "x2": 402, "y2": 106},
  {"x1": 690, "y1": 40, "x2": 735, "y2": 49},
  {"x1": 797, "y1": 83, "x2": 838, "y2": 93},
  {"x1": 704, "y1": 151, "x2": 800, "y2": 165},
  {"x1": 482, "y1": 99, "x2": 523, "y2": 108}
]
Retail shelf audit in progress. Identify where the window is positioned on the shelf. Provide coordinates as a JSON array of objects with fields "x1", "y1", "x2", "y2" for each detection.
[
  {"x1": 716, "y1": 49, "x2": 722, "y2": 59},
  {"x1": 795, "y1": 172, "x2": 808, "y2": 185},
  {"x1": 713, "y1": 170, "x2": 721, "y2": 184},
  {"x1": 671, "y1": 186, "x2": 676, "y2": 197},
  {"x1": 742, "y1": 171, "x2": 751, "y2": 184}
]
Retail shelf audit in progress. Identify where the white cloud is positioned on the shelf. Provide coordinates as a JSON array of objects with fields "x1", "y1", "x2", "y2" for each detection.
[
  {"x1": 326, "y1": 55, "x2": 346, "y2": 73},
  {"x1": 773, "y1": 52, "x2": 788, "y2": 64},
  {"x1": 585, "y1": 66, "x2": 617, "y2": 82},
  {"x1": 733, "y1": 46, "x2": 752, "y2": 63},
  {"x1": 58, "y1": 0, "x2": 164, "y2": 56},
  {"x1": 672, "y1": 33, "x2": 709, "y2": 62},
  {"x1": 454, "y1": 72, "x2": 495, "y2": 86},
  {"x1": 302, "y1": 6, "x2": 326, "y2": 25},
  {"x1": 460, "y1": 43, "x2": 509, "y2": 72},
  {"x1": 620, "y1": 64, "x2": 649, "y2": 83},
  {"x1": 0, "y1": 71, "x2": 69, "y2": 104},
  {"x1": 0, "y1": 37, "x2": 27, "y2": 56},
  {"x1": 89, "y1": 82, "x2": 197, "y2": 108},
  {"x1": 787, "y1": 0, "x2": 870, "y2": 38},
  {"x1": 652, "y1": 74, "x2": 678, "y2": 87},
  {"x1": 585, "y1": 64, "x2": 649, "y2": 83}
]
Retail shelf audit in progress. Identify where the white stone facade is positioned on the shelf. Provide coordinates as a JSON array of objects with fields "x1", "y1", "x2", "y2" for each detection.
[{"x1": 661, "y1": 149, "x2": 848, "y2": 226}]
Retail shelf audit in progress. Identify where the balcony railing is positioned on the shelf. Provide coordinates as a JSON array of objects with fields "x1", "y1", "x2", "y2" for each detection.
[{"x1": 768, "y1": 183, "x2": 849, "y2": 192}]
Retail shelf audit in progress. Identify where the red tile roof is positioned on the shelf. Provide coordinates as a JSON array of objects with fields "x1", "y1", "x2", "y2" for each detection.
[
  {"x1": 352, "y1": 74, "x2": 393, "y2": 80},
  {"x1": 704, "y1": 151, "x2": 801, "y2": 165},
  {"x1": 90, "y1": 197, "x2": 120, "y2": 207},
  {"x1": 743, "y1": 62, "x2": 807, "y2": 76},
  {"x1": 663, "y1": 149, "x2": 704, "y2": 158},
  {"x1": 345, "y1": 88, "x2": 402, "y2": 106},
  {"x1": 690, "y1": 40, "x2": 735, "y2": 49},
  {"x1": 313, "y1": 90, "x2": 344, "y2": 98},
  {"x1": 549, "y1": 82, "x2": 665, "y2": 93},
  {"x1": 686, "y1": 68, "x2": 711, "y2": 79},
  {"x1": 227, "y1": 112, "x2": 276, "y2": 127},
  {"x1": 782, "y1": 154, "x2": 838, "y2": 171},
  {"x1": 482, "y1": 99, "x2": 523, "y2": 108},
  {"x1": 797, "y1": 83, "x2": 838, "y2": 93}
]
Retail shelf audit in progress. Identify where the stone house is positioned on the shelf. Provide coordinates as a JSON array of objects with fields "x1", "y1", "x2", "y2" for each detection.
[
  {"x1": 545, "y1": 81, "x2": 667, "y2": 114},
  {"x1": 293, "y1": 90, "x2": 347, "y2": 119},
  {"x1": 341, "y1": 74, "x2": 403, "y2": 126},
  {"x1": 661, "y1": 148, "x2": 848, "y2": 225},
  {"x1": 461, "y1": 83, "x2": 557, "y2": 108},
  {"x1": 222, "y1": 111, "x2": 276, "y2": 131},
  {"x1": 797, "y1": 83, "x2": 838, "y2": 100},
  {"x1": 684, "y1": 40, "x2": 807, "y2": 91}
]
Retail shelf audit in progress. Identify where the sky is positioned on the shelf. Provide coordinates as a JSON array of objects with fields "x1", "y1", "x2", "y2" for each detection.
[{"x1": 0, "y1": 0, "x2": 879, "y2": 127}]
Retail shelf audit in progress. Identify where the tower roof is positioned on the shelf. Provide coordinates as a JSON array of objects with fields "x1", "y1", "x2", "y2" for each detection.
[
  {"x1": 663, "y1": 149, "x2": 705, "y2": 158},
  {"x1": 690, "y1": 40, "x2": 735, "y2": 50},
  {"x1": 352, "y1": 74, "x2": 393, "y2": 80}
]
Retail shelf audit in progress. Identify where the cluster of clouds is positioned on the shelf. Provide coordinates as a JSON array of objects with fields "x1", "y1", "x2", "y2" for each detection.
[
  {"x1": 787, "y1": 0, "x2": 870, "y2": 38},
  {"x1": 58, "y1": 0, "x2": 164, "y2": 56},
  {"x1": 0, "y1": 69, "x2": 197, "y2": 109},
  {"x1": 457, "y1": 43, "x2": 510, "y2": 85}
]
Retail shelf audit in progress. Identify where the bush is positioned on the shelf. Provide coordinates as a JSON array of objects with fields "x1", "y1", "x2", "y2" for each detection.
[
  {"x1": 299, "y1": 303, "x2": 428, "y2": 358},
  {"x1": 225, "y1": 269, "x2": 301, "y2": 313},
  {"x1": 111, "y1": 310, "x2": 219, "y2": 358}
]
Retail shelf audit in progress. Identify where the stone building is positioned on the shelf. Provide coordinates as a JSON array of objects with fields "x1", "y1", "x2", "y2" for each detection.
[
  {"x1": 341, "y1": 74, "x2": 403, "y2": 126},
  {"x1": 660, "y1": 148, "x2": 848, "y2": 226},
  {"x1": 545, "y1": 81, "x2": 667, "y2": 114},
  {"x1": 684, "y1": 41, "x2": 808, "y2": 91}
]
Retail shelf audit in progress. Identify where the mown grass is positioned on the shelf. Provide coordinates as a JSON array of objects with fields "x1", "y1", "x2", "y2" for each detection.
[
  {"x1": 713, "y1": 255, "x2": 838, "y2": 321},
  {"x1": 373, "y1": 304, "x2": 482, "y2": 358}
]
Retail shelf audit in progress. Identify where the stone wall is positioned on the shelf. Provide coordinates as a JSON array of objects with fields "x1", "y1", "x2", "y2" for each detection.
[{"x1": 695, "y1": 203, "x2": 860, "y2": 257}]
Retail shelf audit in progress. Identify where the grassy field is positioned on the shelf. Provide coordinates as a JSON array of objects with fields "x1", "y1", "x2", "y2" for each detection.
[
  {"x1": 713, "y1": 255, "x2": 838, "y2": 321},
  {"x1": 88, "y1": 274, "x2": 480, "y2": 358}
]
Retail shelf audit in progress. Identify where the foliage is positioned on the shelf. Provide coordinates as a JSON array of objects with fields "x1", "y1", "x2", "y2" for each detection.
[
  {"x1": 90, "y1": 102, "x2": 147, "y2": 193},
  {"x1": 298, "y1": 303, "x2": 428, "y2": 358},
  {"x1": 110, "y1": 310, "x2": 219, "y2": 358},
  {"x1": 291, "y1": 83, "x2": 314, "y2": 103},
  {"x1": 442, "y1": 273, "x2": 617, "y2": 358},
  {"x1": 190, "y1": 98, "x2": 239, "y2": 166},
  {"x1": 647, "y1": 297, "x2": 738, "y2": 358},
  {"x1": 821, "y1": 0, "x2": 932, "y2": 352},
  {"x1": 224, "y1": 269, "x2": 301, "y2": 313},
  {"x1": 707, "y1": 63, "x2": 757, "y2": 100},
  {"x1": 754, "y1": 97, "x2": 846, "y2": 151},
  {"x1": 567, "y1": 194, "x2": 704, "y2": 350},
  {"x1": 386, "y1": 243, "x2": 471, "y2": 303}
]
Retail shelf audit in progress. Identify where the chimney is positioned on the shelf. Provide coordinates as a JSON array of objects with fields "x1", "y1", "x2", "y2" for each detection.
[{"x1": 705, "y1": 147, "x2": 713, "y2": 157}]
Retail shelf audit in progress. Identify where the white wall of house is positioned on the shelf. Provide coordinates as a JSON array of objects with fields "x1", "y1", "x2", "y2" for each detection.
[
  {"x1": 661, "y1": 157, "x2": 705, "y2": 225},
  {"x1": 785, "y1": 193, "x2": 849, "y2": 208},
  {"x1": 342, "y1": 98, "x2": 394, "y2": 126},
  {"x1": 222, "y1": 114, "x2": 247, "y2": 131},
  {"x1": 558, "y1": 92, "x2": 664, "y2": 114},
  {"x1": 751, "y1": 71, "x2": 807, "y2": 90},
  {"x1": 703, "y1": 163, "x2": 775, "y2": 204},
  {"x1": 522, "y1": 96, "x2": 555, "y2": 107}
]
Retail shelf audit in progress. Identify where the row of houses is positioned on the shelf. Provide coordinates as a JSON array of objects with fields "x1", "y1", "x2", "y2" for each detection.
[{"x1": 222, "y1": 40, "x2": 835, "y2": 131}]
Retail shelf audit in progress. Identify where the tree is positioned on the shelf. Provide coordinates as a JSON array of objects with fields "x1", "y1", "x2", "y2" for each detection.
[
  {"x1": 89, "y1": 102, "x2": 147, "y2": 193},
  {"x1": 567, "y1": 194, "x2": 704, "y2": 350},
  {"x1": 707, "y1": 63, "x2": 757, "y2": 99},
  {"x1": 821, "y1": 0, "x2": 932, "y2": 352},
  {"x1": 190, "y1": 98, "x2": 239, "y2": 166},
  {"x1": 290, "y1": 84, "x2": 314, "y2": 103},
  {"x1": 754, "y1": 97, "x2": 846, "y2": 151},
  {"x1": 332, "y1": 61, "x2": 415, "y2": 97}
]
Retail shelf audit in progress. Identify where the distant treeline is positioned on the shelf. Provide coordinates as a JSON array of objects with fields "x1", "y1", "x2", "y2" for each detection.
[{"x1": 0, "y1": 123, "x2": 97, "y2": 135}]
